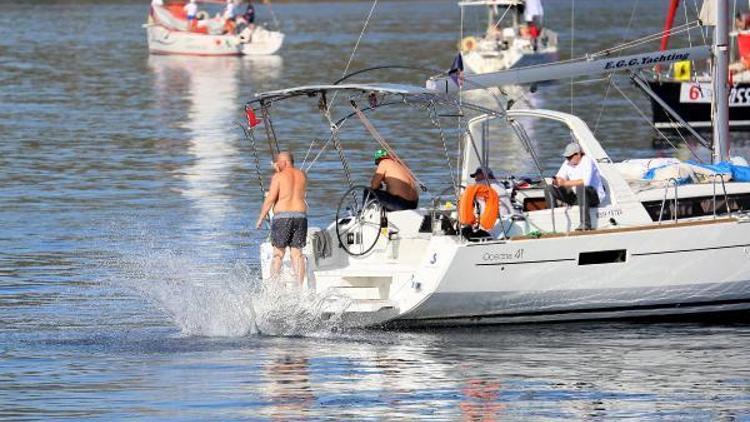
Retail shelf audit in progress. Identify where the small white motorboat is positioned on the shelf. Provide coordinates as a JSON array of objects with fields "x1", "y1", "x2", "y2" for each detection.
[
  {"x1": 457, "y1": 0, "x2": 558, "y2": 75},
  {"x1": 144, "y1": 1, "x2": 283, "y2": 56}
]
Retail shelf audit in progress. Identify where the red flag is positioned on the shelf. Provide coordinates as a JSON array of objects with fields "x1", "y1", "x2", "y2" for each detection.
[{"x1": 245, "y1": 107, "x2": 260, "y2": 128}]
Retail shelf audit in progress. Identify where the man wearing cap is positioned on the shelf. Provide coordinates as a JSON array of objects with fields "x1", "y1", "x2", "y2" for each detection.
[
  {"x1": 548, "y1": 143, "x2": 606, "y2": 230},
  {"x1": 369, "y1": 149, "x2": 419, "y2": 211},
  {"x1": 470, "y1": 167, "x2": 512, "y2": 217}
]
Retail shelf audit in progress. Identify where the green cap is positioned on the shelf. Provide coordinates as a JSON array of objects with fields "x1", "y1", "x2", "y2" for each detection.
[{"x1": 373, "y1": 148, "x2": 389, "y2": 162}]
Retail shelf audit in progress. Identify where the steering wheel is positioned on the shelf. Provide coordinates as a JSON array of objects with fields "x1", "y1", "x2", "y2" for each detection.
[{"x1": 335, "y1": 185, "x2": 383, "y2": 256}]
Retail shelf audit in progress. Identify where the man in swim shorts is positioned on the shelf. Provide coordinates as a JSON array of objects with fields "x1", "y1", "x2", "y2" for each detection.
[{"x1": 256, "y1": 151, "x2": 308, "y2": 284}]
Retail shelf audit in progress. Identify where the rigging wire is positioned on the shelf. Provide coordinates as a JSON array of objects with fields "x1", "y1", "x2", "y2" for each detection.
[
  {"x1": 611, "y1": 80, "x2": 703, "y2": 162},
  {"x1": 328, "y1": 0, "x2": 379, "y2": 113},
  {"x1": 593, "y1": 0, "x2": 640, "y2": 135},
  {"x1": 684, "y1": 0, "x2": 693, "y2": 48}
]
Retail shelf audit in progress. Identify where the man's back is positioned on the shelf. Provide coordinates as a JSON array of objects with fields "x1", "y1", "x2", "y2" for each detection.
[
  {"x1": 273, "y1": 167, "x2": 307, "y2": 213},
  {"x1": 378, "y1": 159, "x2": 418, "y2": 201}
]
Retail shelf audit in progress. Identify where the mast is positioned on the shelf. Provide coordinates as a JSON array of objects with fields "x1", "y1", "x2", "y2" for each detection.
[{"x1": 713, "y1": 0, "x2": 729, "y2": 163}]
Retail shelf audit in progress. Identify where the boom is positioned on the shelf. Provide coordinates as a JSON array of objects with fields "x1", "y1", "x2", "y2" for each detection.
[{"x1": 426, "y1": 46, "x2": 711, "y2": 93}]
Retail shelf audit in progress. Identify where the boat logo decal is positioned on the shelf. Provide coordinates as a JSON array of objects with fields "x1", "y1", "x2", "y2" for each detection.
[
  {"x1": 482, "y1": 249, "x2": 525, "y2": 263},
  {"x1": 429, "y1": 253, "x2": 437, "y2": 265}
]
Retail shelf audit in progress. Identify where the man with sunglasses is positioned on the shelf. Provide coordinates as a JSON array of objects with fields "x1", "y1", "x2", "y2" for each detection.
[{"x1": 548, "y1": 143, "x2": 606, "y2": 231}]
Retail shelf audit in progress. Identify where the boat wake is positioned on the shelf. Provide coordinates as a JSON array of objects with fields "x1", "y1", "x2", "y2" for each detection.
[{"x1": 112, "y1": 249, "x2": 351, "y2": 338}]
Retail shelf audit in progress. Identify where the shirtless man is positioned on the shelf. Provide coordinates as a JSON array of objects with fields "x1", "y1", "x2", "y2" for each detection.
[
  {"x1": 256, "y1": 151, "x2": 308, "y2": 284},
  {"x1": 369, "y1": 149, "x2": 419, "y2": 211}
]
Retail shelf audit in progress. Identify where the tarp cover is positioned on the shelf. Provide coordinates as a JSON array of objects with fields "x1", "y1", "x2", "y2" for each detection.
[{"x1": 688, "y1": 160, "x2": 750, "y2": 182}]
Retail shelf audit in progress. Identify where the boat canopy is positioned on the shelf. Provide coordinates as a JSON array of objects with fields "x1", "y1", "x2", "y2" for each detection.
[{"x1": 249, "y1": 83, "x2": 439, "y2": 105}]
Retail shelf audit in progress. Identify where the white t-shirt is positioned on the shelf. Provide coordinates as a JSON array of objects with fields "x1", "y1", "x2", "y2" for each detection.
[
  {"x1": 151, "y1": 0, "x2": 164, "y2": 6},
  {"x1": 224, "y1": 3, "x2": 236, "y2": 19},
  {"x1": 184, "y1": 2, "x2": 198, "y2": 17},
  {"x1": 556, "y1": 155, "x2": 607, "y2": 202}
]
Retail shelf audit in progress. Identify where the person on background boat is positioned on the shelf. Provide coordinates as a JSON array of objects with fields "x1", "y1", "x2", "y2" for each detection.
[
  {"x1": 224, "y1": 0, "x2": 237, "y2": 20},
  {"x1": 243, "y1": 1, "x2": 256, "y2": 25},
  {"x1": 256, "y1": 151, "x2": 308, "y2": 285},
  {"x1": 368, "y1": 149, "x2": 419, "y2": 212},
  {"x1": 184, "y1": 0, "x2": 198, "y2": 29},
  {"x1": 547, "y1": 143, "x2": 606, "y2": 231}
]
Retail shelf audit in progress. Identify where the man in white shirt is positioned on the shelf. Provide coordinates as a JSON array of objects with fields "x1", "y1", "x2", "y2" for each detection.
[
  {"x1": 224, "y1": 0, "x2": 237, "y2": 20},
  {"x1": 184, "y1": 0, "x2": 198, "y2": 27},
  {"x1": 547, "y1": 143, "x2": 606, "y2": 230}
]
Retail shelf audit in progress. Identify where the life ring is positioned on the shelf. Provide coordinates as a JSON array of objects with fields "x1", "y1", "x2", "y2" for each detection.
[
  {"x1": 459, "y1": 184, "x2": 499, "y2": 231},
  {"x1": 460, "y1": 36, "x2": 478, "y2": 52},
  {"x1": 196, "y1": 10, "x2": 209, "y2": 20}
]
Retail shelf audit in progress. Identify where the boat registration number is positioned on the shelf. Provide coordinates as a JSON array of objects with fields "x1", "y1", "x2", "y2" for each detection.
[{"x1": 679, "y1": 82, "x2": 750, "y2": 106}]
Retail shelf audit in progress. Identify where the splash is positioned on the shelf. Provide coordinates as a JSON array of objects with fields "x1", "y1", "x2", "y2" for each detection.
[{"x1": 111, "y1": 248, "x2": 352, "y2": 338}]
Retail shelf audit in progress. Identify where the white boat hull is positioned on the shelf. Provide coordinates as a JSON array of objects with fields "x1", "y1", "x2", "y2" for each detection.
[
  {"x1": 146, "y1": 24, "x2": 283, "y2": 56},
  {"x1": 398, "y1": 221, "x2": 750, "y2": 326}
]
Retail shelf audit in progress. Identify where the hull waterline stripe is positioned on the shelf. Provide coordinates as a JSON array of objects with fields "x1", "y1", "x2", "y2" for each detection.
[
  {"x1": 632, "y1": 242, "x2": 750, "y2": 256},
  {"x1": 403, "y1": 298, "x2": 750, "y2": 323}
]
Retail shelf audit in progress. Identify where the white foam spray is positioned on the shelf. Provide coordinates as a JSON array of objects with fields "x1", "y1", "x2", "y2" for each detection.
[{"x1": 111, "y1": 248, "x2": 352, "y2": 338}]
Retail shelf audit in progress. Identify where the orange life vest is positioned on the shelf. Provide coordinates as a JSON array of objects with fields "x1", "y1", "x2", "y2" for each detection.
[{"x1": 459, "y1": 184, "x2": 499, "y2": 231}]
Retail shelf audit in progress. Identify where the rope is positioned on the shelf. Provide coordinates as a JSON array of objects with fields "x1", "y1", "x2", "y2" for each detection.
[
  {"x1": 492, "y1": 5, "x2": 512, "y2": 31},
  {"x1": 260, "y1": 103, "x2": 280, "y2": 157},
  {"x1": 427, "y1": 100, "x2": 459, "y2": 197},
  {"x1": 611, "y1": 80, "x2": 703, "y2": 162},
  {"x1": 593, "y1": 0, "x2": 640, "y2": 135},
  {"x1": 331, "y1": 127, "x2": 355, "y2": 191},
  {"x1": 693, "y1": 0, "x2": 707, "y2": 46},
  {"x1": 300, "y1": 137, "x2": 318, "y2": 169},
  {"x1": 328, "y1": 0, "x2": 379, "y2": 113},
  {"x1": 304, "y1": 136, "x2": 332, "y2": 172},
  {"x1": 684, "y1": 0, "x2": 692, "y2": 48},
  {"x1": 239, "y1": 123, "x2": 265, "y2": 194}
]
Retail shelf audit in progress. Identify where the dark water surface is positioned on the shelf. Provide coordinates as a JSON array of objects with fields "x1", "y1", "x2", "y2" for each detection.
[{"x1": 2, "y1": 0, "x2": 750, "y2": 419}]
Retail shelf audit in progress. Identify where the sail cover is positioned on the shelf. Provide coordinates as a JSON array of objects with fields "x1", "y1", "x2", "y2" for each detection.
[
  {"x1": 524, "y1": 0, "x2": 543, "y2": 22},
  {"x1": 699, "y1": 0, "x2": 716, "y2": 26}
]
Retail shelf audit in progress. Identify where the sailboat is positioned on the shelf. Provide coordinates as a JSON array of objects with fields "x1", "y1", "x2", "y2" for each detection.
[
  {"x1": 248, "y1": 2, "x2": 750, "y2": 328},
  {"x1": 646, "y1": 0, "x2": 750, "y2": 131},
  {"x1": 458, "y1": 0, "x2": 558, "y2": 75}
]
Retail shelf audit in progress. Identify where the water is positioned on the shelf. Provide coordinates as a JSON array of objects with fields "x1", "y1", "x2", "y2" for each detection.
[{"x1": 2, "y1": 0, "x2": 750, "y2": 419}]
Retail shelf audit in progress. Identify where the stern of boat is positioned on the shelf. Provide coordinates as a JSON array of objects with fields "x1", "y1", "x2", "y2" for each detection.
[
  {"x1": 259, "y1": 209, "x2": 461, "y2": 328},
  {"x1": 240, "y1": 27, "x2": 284, "y2": 56}
]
